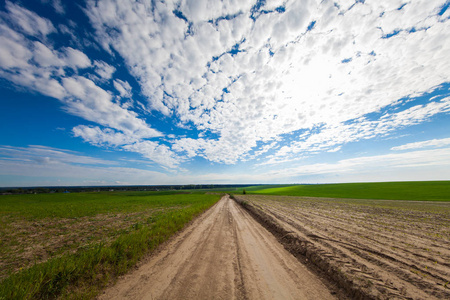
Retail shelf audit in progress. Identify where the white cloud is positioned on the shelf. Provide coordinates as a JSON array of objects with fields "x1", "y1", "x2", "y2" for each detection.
[
  {"x1": 1, "y1": 0, "x2": 450, "y2": 174},
  {"x1": 84, "y1": 0, "x2": 450, "y2": 167},
  {"x1": 0, "y1": 26, "x2": 33, "y2": 69},
  {"x1": 63, "y1": 47, "x2": 91, "y2": 68},
  {"x1": 32, "y1": 41, "x2": 60, "y2": 67},
  {"x1": 265, "y1": 96, "x2": 450, "y2": 162},
  {"x1": 51, "y1": 0, "x2": 65, "y2": 15},
  {"x1": 113, "y1": 79, "x2": 132, "y2": 98},
  {"x1": 122, "y1": 141, "x2": 182, "y2": 169},
  {"x1": 179, "y1": 0, "x2": 254, "y2": 23},
  {"x1": 62, "y1": 76, "x2": 161, "y2": 138},
  {"x1": 391, "y1": 137, "x2": 450, "y2": 151},
  {"x1": 4, "y1": 1, "x2": 55, "y2": 37},
  {"x1": 94, "y1": 60, "x2": 115, "y2": 79},
  {"x1": 0, "y1": 27, "x2": 67, "y2": 98},
  {"x1": 71, "y1": 126, "x2": 180, "y2": 169},
  {"x1": 40, "y1": 0, "x2": 65, "y2": 14},
  {"x1": 0, "y1": 4, "x2": 163, "y2": 165},
  {"x1": 263, "y1": 0, "x2": 286, "y2": 11},
  {"x1": 72, "y1": 125, "x2": 139, "y2": 147}
]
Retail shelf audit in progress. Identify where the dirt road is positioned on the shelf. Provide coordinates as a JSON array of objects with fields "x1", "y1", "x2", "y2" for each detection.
[{"x1": 99, "y1": 195, "x2": 336, "y2": 300}]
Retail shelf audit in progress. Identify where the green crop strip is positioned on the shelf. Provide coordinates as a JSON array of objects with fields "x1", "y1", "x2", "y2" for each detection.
[{"x1": 245, "y1": 181, "x2": 450, "y2": 201}]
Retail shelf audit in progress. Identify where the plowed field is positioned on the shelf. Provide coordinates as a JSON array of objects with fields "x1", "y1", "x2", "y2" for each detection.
[{"x1": 234, "y1": 195, "x2": 450, "y2": 299}]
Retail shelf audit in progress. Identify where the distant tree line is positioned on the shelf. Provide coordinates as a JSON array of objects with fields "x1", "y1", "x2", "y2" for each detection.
[{"x1": 0, "y1": 184, "x2": 258, "y2": 195}]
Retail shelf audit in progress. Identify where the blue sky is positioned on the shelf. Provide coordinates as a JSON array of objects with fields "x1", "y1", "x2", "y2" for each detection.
[{"x1": 0, "y1": 0, "x2": 449, "y2": 187}]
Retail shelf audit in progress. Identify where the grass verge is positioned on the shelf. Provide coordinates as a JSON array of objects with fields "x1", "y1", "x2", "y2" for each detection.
[{"x1": 0, "y1": 192, "x2": 221, "y2": 299}]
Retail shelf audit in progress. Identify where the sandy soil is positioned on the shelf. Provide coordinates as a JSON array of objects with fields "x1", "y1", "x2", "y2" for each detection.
[
  {"x1": 235, "y1": 195, "x2": 450, "y2": 300},
  {"x1": 98, "y1": 195, "x2": 336, "y2": 300}
]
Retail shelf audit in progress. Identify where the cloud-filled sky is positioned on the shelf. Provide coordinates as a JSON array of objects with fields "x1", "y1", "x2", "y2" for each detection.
[{"x1": 0, "y1": 0, "x2": 449, "y2": 187}]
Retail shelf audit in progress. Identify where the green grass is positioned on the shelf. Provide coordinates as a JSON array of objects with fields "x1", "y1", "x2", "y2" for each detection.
[
  {"x1": 0, "y1": 191, "x2": 221, "y2": 299},
  {"x1": 245, "y1": 181, "x2": 450, "y2": 201},
  {"x1": 0, "y1": 191, "x2": 196, "y2": 219}
]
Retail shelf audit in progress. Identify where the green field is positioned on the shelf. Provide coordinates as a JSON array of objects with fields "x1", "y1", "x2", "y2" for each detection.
[
  {"x1": 0, "y1": 191, "x2": 221, "y2": 299},
  {"x1": 237, "y1": 181, "x2": 450, "y2": 201}
]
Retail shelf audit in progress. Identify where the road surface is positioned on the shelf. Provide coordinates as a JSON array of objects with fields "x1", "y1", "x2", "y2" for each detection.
[{"x1": 99, "y1": 195, "x2": 336, "y2": 300}]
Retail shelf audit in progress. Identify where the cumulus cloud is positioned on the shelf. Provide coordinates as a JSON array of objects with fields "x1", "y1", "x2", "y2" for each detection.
[
  {"x1": 1, "y1": 0, "x2": 449, "y2": 172},
  {"x1": 72, "y1": 125, "x2": 139, "y2": 147},
  {"x1": 62, "y1": 76, "x2": 161, "y2": 138},
  {"x1": 113, "y1": 79, "x2": 132, "y2": 98},
  {"x1": 178, "y1": 0, "x2": 254, "y2": 23},
  {"x1": 0, "y1": 25, "x2": 33, "y2": 69},
  {"x1": 71, "y1": 125, "x2": 181, "y2": 169},
  {"x1": 0, "y1": 1, "x2": 164, "y2": 165},
  {"x1": 84, "y1": 0, "x2": 450, "y2": 166},
  {"x1": 4, "y1": 1, "x2": 55, "y2": 37},
  {"x1": 122, "y1": 141, "x2": 182, "y2": 169},
  {"x1": 64, "y1": 78, "x2": 150, "y2": 135},
  {"x1": 32, "y1": 41, "x2": 60, "y2": 67},
  {"x1": 94, "y1": 60, "x2": 115, "y2": 79},
  {"x1": 63, "y1": 47, "x2": 91, "y2": 68}
]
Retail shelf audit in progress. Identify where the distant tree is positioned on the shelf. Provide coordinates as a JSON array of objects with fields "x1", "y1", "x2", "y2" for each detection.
[{"x1": 243, "y1": 189, "x2": 246, "y2": 195}]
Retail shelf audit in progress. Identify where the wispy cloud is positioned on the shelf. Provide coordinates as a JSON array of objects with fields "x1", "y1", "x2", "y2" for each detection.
[
  {"x1": 260, "y1": 147, "x2": 450, "y2": 183},
  {"x1": 0, "y1": 157, "x2": 170, "y2": 187},
  {"x1": 113, "y1": 79, "x2": 132, "y2": 98},
  {"x1": 3, "y1": 1, "x2": 55, "y2": 37},
  {"x1": 264, "y1": 97, "x2": 450, "y2": 164},
  {"x1": 391, "y1": 137, "x2": 450, "y2": 151},
  {"x1": 94, "y1": 60, "x2": 116, "y2": 80},
  {"x1": 0, "y1": 145, "x2": 114, "y2": 166},
  {"x1": 2, "y1": 145, "x2": 448, "y2": 186}
]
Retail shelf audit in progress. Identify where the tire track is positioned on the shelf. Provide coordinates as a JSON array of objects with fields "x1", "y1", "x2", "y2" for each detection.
[{"x1": 99, "y1": 195, "x2": 335, "y2": 300}]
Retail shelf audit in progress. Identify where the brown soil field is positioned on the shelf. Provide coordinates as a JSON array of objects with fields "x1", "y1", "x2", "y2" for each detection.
[
  {"x1": 234, "y1": 195, "x2": 450, "y2": 299},
  {"x1": 99, "y1": 195, "x2": 336, "y2": 300},
  {"x1": 0, "y1": 208, "x2": 172, "y2": 279}
]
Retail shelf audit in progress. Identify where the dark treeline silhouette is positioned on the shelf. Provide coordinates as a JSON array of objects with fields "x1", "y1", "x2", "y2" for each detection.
[{"x1": 0, "y1": 184, "x2": 258, "y2": 195}]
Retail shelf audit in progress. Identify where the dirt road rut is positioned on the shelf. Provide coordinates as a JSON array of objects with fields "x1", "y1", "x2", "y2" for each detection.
[{"x1": 99, "y1": 195, "x2": 336, "y2": 300}]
